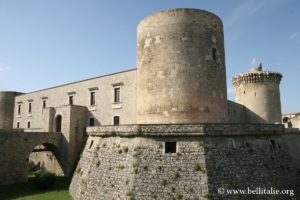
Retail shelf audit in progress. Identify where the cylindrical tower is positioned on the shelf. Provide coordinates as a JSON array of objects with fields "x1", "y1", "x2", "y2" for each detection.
[
  {"x1": 232, "y1": 64, "x2": 282, "y2": 123},
  {"x1": 0, "y1": 91, "x2": 21, "y2": 129},
  {"x1": 137, "y1": 8, "x2": 227, "y2": 124}
]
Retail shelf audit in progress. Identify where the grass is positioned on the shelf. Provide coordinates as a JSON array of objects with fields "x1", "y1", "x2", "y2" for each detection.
[{"x1": 0, "y1": 176, "x2": 72, "y2": 200}]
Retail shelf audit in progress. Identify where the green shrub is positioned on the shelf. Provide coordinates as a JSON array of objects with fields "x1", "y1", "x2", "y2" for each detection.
[{"x1": 34, "y1": 170, "x2": 55, "y2": 190}]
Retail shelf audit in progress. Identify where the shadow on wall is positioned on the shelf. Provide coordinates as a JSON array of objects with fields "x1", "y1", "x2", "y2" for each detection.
[
  {"x1": 204, "y1": 135, "x2": 298, "y2": 199},
  {"x1": 243, "y1": 107, "x2": 268, "y2": 124}
]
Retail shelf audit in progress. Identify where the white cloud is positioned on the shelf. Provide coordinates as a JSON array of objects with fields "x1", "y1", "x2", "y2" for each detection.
[
  {"x1": 225, "y1": 0, "x2": 291, "y2": 29},
  {"x1": 225, "y1": 0, "x2": 266, "y2": 28},
  {"x1": 290, "y1": 32, "x2": 299, "y2": 39},
  {"x1": 251, "y1": 57, "x2": 257, "y2": 65},
  {"x1": 250, "y1": 57, "x2": 260, "y2": 67}
]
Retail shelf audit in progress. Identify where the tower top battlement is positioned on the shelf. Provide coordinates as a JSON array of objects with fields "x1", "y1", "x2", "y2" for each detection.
[{"x1": 232, "y1": 64, "x2": 282, "y2": 86}]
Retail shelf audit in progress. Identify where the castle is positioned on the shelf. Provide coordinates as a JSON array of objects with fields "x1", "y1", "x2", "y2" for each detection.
[{"x1": 0, "y1": 8, "x2": 299, "y2": 199}]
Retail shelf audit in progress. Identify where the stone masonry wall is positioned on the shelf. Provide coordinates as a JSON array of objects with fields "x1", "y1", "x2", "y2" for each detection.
[
  {"x1": 0, "y1": 130, "x2": 61, "y2": 185},
  {"x1": 70, "y1": 124, "x2": 299, "y2": 200}
]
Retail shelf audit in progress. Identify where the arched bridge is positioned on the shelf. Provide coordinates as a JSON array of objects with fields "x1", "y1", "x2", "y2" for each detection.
[{"x1": 0, "y1": 129, "x2": 64, "y2": 185}]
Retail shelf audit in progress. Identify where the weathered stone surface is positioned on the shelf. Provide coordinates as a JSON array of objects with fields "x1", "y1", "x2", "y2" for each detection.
[
  {"x1": 0, "y1": 130, "x2": 61, "y2": 185},
  {"x1": 232, "y1": 66, "x2": 282, "y2": 124},
  {"x1": 137, "y1": 8, "x2": 227, "y2": 124},
  {"x1": 0, "y1": 92, "x2": 23, "y2": 129},
  {"x1": 70, "y1": 124, "x2": 300, "y2": 200}
]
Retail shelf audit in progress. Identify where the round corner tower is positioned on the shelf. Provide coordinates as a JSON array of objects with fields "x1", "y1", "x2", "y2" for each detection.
[
  {"x1": 0, "y1": 91, "x2": 22, "y2": 128},
  {"x1": 232, "y1": 64, "x2": 282, "y2": 124},
  {"x1": 136, "y1": 8, "x2": 228, "y2": 124}
]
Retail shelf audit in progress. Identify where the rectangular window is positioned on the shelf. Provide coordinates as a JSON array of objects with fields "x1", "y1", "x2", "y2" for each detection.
[
  {"x1": 43, "y1": 100, "x2": 46, "y2": 109},
  {"x1": 27, "y1": 121, "x2": 31, "y2": 128},
  {"x1": 165, "y1": 142, "x2": 177, "y2": 153},
  {"x1": 28, "y1": 102, "x2": 32, "y2": 113},
  {"x1": 114, "y1": 87, "x2": 120, "y2": 103},
  {"x1": 113, "y1": 116, "x2": 120, "y2": 125},
  {"x1": 18, "y1": 104, "x2": 21, "y2": 115},
  {"x1": 89, "y1": 117, "x2": 95, "y2": 126},
  {"x1": 69, "y1": 96, "x2": 74, "y2": 105},
  {"x1": 90, "y1": 92, "x2": 95, "y2": 105},
  {"x1": 17, "y1": 122, "x2": 20, "y2": 128}
]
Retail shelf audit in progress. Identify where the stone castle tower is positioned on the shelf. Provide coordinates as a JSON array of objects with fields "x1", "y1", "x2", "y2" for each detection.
[
  {"x1": 137, "y1": 9, "x2": 227, "y2": 124},
  {"x1": 0, "y1": 92, "x2": 22, "y2": 129},
  {"x1": 232, "y1": 64, "x2": 282, "y2": 123}
]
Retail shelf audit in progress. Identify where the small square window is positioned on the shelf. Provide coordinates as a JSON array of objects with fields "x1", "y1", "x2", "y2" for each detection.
[{"x1": 165, "y1": 142, "x2": 177, "y2": 153}]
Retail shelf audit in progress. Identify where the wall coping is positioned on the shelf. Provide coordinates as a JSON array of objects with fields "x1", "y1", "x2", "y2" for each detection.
[{"x1": 86, "y1": 124, "x2": 296, "y2": 137}]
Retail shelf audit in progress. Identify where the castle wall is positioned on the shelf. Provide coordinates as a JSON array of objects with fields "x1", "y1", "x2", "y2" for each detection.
[
  {"x1": 137, "y1": 9, "x2": 227, "y2": 124},
  {"x1": 70, "y1": 124, "x2": 299, "y2": 200},
  {"x1": 0, "y1": 92, "x2": 22, "y2": 128},
  {"x1": 0, "y1": 130, "x2": 61, "y2": 185},
  {"x1": 51, "y1": 105, "x2": 87, "y2": 175},
  {"x1": 13, "y1": 69, "x2": 136, "y2": 129},
  {"x1": 227, "y1": 100, "x2": 244, "y2": 123}
]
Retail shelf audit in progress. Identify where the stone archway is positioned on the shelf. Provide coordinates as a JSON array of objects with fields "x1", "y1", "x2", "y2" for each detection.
[
  {"x1": 0, "y1": 131, "x2": 62, "y2": 185},
  {"x1": 28, "y1": 143, "x2": 64, "y2": 176}
]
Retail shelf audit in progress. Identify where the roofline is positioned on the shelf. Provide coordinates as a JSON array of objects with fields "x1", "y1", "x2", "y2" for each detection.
[
  {"x1": 282, "y1": 112, "x2": 300, "y2": 115},
  {"x1": 16, "y1": 68, "x2": 137, "y2": 96}
]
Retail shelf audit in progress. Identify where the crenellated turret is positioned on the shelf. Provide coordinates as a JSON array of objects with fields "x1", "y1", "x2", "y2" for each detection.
[{"x1": 232, "y1": 64, "x2": 282, "y2": 123}]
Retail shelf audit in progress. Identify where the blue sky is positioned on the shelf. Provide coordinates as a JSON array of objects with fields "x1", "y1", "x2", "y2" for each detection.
[{"x1": 0, "y1": 0, "x2": 299, "y2": 113}]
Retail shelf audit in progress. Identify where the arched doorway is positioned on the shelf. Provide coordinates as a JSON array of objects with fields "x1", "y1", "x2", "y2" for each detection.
[{"x1": 55, "y1": 115, "x2": 62, "y2": 132}]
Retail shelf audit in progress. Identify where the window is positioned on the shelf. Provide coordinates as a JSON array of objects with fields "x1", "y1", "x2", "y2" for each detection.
[
  {"x1": 90, "y1": 92, "x2": 95, "y2": 105},
  {"x1": 212, "y1": 48, "x2": 217, "y2": 61},
  {"x1": 28, "y1": 103, "x2": 32, "y2": 113},
  {"x1": 113, "y1": 116, "x2": 120, "y2": 125},
  {"x1": 165, "y1": 142, "x2": 177, "y2": 153},
  {"x1": 114, "y1": 87, "x2": 121, "y2": 103},
  {"x1": 17, "y1": 122, "x2": 20, "y2": 128},
  {"x1": 27, "y1": 121, "x2": 31, "y2": 128},
  {"x1": 89, "y1": 117, "x2": 95, "y2": 126},
  {"x1": 43, "y1": 100, "x2": 46, "y2": 109},
  {"x1": 18, "y1": 104, "x2": 21, "y2": 115},
  {"x1": 69, "y1": 96, "x2": 74, "y2": 105}
]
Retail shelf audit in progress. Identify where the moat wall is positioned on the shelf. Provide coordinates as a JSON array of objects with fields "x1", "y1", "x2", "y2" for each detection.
[{"x1": 70, "y1": 124, "x2": 300, "y2": 200}]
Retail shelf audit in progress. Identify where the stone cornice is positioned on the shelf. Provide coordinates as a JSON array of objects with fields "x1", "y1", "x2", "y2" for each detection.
[
  {"x1": 232, "y1": 71, "x2": 282, "y2": 86},
  {"x1": 86, "y1": 124, "x2": 293, "y2": 137}
]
